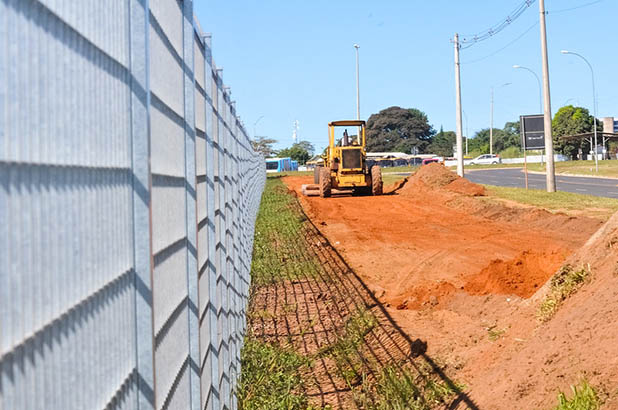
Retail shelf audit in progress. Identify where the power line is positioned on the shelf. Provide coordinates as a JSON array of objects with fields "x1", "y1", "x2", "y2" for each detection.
[
  {"x1": 460, "y1": 0, "x2": 605, "y2": 62},
  {"x1": 460, "y1": 0, "x2": 536, "y2": 49},
  {"x1": 549, "y1": 0, "x2": 604, "y2": 15},
  {"x1": 462, "y1": 20, "x2": 539, "y2": 64}
]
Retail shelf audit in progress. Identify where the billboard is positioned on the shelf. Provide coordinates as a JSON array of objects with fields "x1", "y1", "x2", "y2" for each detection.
[{"x1": 520, "y1": 114, "x2": 545, "y2": 150}]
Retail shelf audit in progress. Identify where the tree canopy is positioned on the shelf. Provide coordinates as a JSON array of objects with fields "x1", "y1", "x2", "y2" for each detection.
[
  {"x1": 293, "y1": 140, "x2": 315, "y2": 157},
  {"x1": 552, "y1": 105, "x2": 600, "y2": 158},
  {"x1": 251, "y1": 136, "x2": 278, "y2": 158},
  {"x1": 467, "y1": 121, "x2": 522, "y2": 156},
  {"x1": 366, "y1": 106, "x2": 435, "y2": 153},
  {"x1": 277, "y1": 140, "x2": 315, "y2": 165},
  {"x1": 428, "y1": 126, "x2": 456, "y2": 157}
]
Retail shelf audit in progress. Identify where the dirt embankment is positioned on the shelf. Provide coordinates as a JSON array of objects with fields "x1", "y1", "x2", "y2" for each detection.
[
  {"x1": 468, "y1": 212, "x2": 618, "y2": 409},
  {"x1": 282, "y1": 163, "x2": 616, "y2": 408}
]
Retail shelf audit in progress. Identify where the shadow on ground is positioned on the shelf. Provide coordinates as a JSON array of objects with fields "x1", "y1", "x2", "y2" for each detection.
[{"x1": 246, "y1": 181, "x2": 479, "y2": 409}]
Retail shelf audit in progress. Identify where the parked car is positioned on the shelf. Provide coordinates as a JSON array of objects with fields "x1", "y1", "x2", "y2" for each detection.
[
  {"x1": 421, "y1": 158, "x2": 441, "y2": 166},
  {"x1": 469, "y1": 154, "x2": 501, "y2": 165}
]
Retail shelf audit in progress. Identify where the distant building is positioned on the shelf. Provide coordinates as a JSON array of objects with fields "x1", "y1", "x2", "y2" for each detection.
[
  {"x1": 602, "y1": 117, "x2": 618, "y2": 134},
  {"x1": 305, "y1": 154, "x2": 324, "y2": 169}
]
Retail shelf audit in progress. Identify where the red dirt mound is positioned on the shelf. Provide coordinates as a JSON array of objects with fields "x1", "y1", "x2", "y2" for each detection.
[
  {"x1": 466, "y1": 212, "x2": 618, "y2": 408},
  {"x1": 400, "y1": 163, "x2": 486, "y2": 196},
  {"x1": 463, "y1": 250, "x2": 567, "y2": 298},
  {"x1": 446, "y1": 177, "x2": 486, "y2": 196},
  {"x1": 384, "y1": 176, "x2": 410, "y2": 194}
]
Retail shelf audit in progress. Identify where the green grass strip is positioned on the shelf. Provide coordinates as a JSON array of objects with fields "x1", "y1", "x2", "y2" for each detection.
[{"x1": 238, "y1": 339, "x2": 311, "y2": 410}]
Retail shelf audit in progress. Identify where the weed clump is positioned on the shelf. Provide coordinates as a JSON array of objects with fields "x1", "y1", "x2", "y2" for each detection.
[
  {"x1": 553, "y1": 379, "x2": 600, "y2": 410},
  {"x1": 538, "y1": 264, "x2": 590, "y2": 322},
  {"x1": 487, "y1": 326, "x2": 507, "y2": 341}
]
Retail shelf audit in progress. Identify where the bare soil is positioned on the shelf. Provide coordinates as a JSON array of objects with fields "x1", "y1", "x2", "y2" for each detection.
[{"x1": 282, "y1": 163, "x2": 618, "y2": 409}]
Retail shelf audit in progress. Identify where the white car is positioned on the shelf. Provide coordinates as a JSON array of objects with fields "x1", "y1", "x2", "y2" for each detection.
[{"x1": 469, "y1": 154, "x2": 501, "y2": 165}]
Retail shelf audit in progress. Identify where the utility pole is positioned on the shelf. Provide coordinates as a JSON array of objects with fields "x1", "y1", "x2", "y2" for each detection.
[
  {"x1": 354, "y1": 44, "x2": 360, "y2": 120},
  {"x1": 454, "y1": 33, "x2": 464, "y2": 177},
  {"x1": 539, "y1": 0, "x2": 556, "y2": 192},
  {"x1": 490, "y1": 87, "x2": 494, "y2": 156}
]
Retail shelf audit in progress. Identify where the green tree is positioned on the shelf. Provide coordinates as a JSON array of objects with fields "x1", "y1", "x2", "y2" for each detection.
[
  {"x1": 251, "y1": 136, "x2": 278, "y2": 158},
  {"x1": 366, "y1": 106, "x2": 435, "y2": 153},
  {"x1": 428, "y1": 126, "x2": 456, "y2": 156},
  {"x1": 295, "y1": 140, "x2": 315, "y2": 156},
  {"x1": 552, "y1": 105, "x2": 600, "y2": 158},
  {"x1": 467, "y1": 128, "x2": 493, "y2": 155},
  {"x1": 468, "y1": 121, "x2": 522, "y2": 156},
  {"x1": 278, "y1": 142, "x2": 311, "y2": 164},
  {"x1": 498, "y1": 121, "x2": 521, "y2": 152}
]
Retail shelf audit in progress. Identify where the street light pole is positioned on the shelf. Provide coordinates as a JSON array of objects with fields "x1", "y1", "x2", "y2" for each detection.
[
  {"x1": 513, "y1": 65, "x2": 543, "y2": 113},
  {"x1": 354, "y1": 44, "x2": 360, "y2": 120},
  {"x1": 490, "y1": 83, "x2": 511, "y2": 156},
  {"x1": 561, "y1": 50, "x2": 599, "y2": 172},
  {"x1": 539, "y1": 0, "x2": 556, "y2": 192}
]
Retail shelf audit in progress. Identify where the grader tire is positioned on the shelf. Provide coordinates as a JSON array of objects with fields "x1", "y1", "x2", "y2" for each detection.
[
  {"x1": 371, "y1": 165, "x2": 383, "y2": 196},
  {"x1": 319, "y1": 167, "x2": 332, "y2": 198}
]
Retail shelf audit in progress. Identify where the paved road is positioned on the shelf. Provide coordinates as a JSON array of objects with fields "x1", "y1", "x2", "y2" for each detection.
[{"x1": 464, "y1": 168, "x2": 618, "y2": 199}]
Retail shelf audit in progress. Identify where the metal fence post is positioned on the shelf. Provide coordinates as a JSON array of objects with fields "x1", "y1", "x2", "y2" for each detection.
[
  {"x1": 129, "y1": 0, "x2": 156, "y2": 408},
  {"x1": 213, "y1": 69, "x2": 231, "y2": 410},
  {"x1": 202, "y1": 33, "x2": 221, "y2": 410},
  {"x1": 181, "y1": 1, "x2": 200, "y2": 409}
]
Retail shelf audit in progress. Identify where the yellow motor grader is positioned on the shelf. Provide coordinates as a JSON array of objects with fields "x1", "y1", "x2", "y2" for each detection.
[{"x1": 303, "y1": 120, "x2": 382, "y2": 198}]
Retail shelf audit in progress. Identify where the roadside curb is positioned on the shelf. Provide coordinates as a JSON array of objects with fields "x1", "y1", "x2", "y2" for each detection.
[
  {"x1": 525, "y1": 170, "x2": 618, "y2": 180},
  {"x1": 465, "y1": 167, "x2": 523, "y2": 172}
]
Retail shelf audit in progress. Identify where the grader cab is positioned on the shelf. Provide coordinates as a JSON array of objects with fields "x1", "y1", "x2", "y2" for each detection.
[{"x1": 303, "y1": 120, "x2": 382, "y2": 198}]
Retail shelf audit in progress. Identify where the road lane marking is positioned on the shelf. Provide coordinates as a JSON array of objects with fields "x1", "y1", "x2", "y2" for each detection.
[{"x1": 557, "y1": 180, "x2": 615, "y2": 188}]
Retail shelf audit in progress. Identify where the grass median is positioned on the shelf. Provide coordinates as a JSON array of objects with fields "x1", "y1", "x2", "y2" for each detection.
[
  {"x1": 528, "y1": 160, "x2": 618, "y2": 178},
  {"x1": 447, "y1": 159, "x2": 618, "y2": 178},
  {"x1": 484, "y1": 185, "x2": 618, "y2": 220}
]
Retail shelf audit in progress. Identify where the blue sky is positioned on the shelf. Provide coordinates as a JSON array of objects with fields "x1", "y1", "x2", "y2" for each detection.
[{"x1": 195, "y1": 0, "x2": 616, "y2": 153}]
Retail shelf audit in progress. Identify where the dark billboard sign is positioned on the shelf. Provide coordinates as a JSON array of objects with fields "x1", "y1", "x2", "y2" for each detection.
[{"x1": 520, "y1": 114, "x2": 545, "y2": 150}]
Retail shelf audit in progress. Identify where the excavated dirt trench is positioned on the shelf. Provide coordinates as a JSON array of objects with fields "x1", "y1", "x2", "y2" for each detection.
[
  {"x1": 284, "y1": 165, "x2": 598, "y2": 311},
  {"x1": 282, "y1": 164, "x2": 608, "y2": 408}
]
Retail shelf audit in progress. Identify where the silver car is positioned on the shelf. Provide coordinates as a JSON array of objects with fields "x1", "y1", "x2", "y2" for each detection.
[{"x1": 469, "y1": 154, "x2": 501, "y2": 165}]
